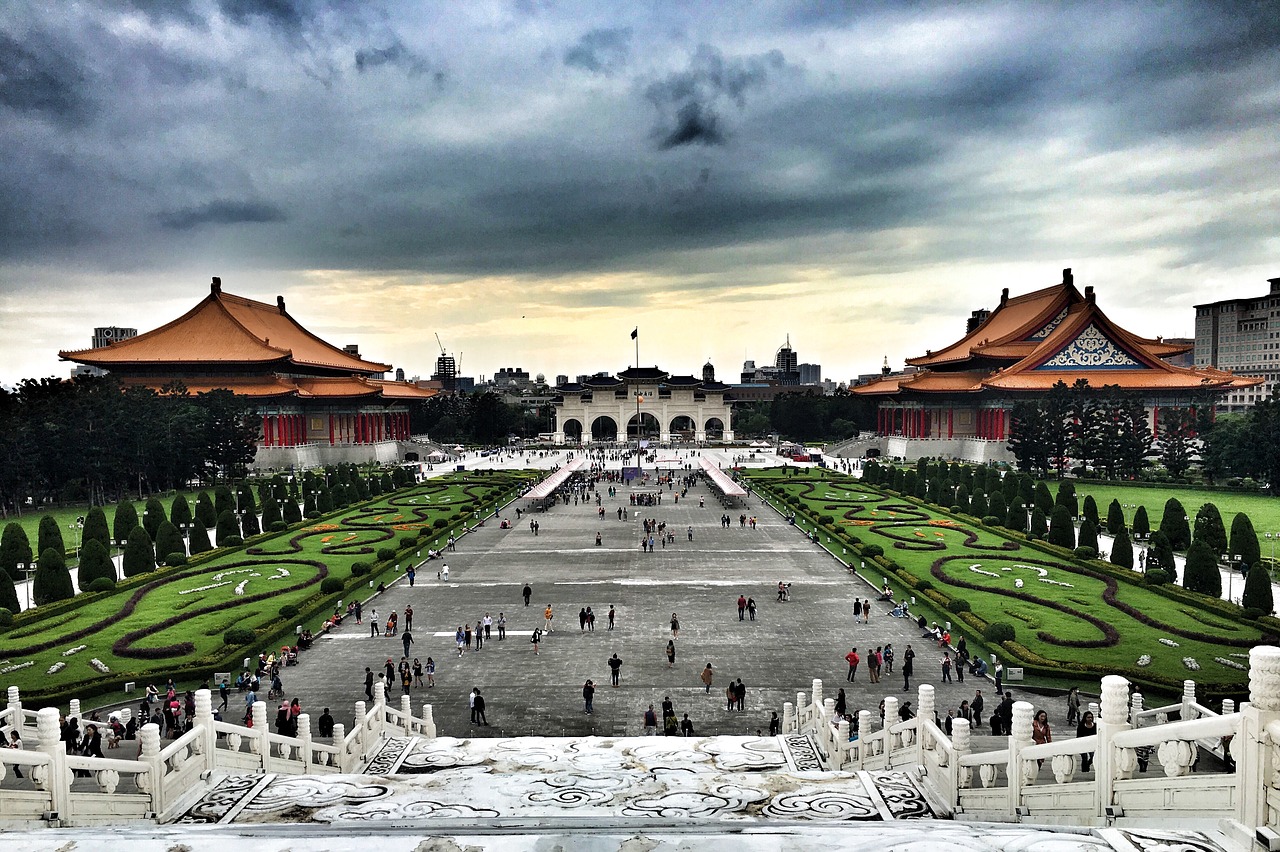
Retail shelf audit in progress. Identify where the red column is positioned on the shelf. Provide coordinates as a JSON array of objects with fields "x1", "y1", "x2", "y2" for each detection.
[
  {"x1": 1152, "y1": 406, "x2": 1160, "y2": 435},
  {"x1": 979, "y1": 410, "x2": 986, "y2": 439},
  {"x1": 948, "y1": 408, "x2": 954, "y2": 439},
  {"x1": 999, "y1": 408, "x2": 1007, "y2": 441},
  {"x1": 357, "y1": 414, "x2": 364, "y2": 444}
]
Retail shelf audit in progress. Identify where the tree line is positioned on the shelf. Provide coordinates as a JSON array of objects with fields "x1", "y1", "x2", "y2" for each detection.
[
  {"x1": 1007, "y1": 379, "x2": 1280, "y2": 490},
  {"x1": 732, "y1": 388, "x2": 876, "y2": 441},
  {"x1": 0, "y1": 376, "x2": 259, "y2": 516}
]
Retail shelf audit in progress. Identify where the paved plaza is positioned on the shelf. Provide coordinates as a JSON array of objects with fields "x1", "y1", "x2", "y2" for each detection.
[{"x1": 262, "y1": 464, "x2": 1052, "y2": 741}]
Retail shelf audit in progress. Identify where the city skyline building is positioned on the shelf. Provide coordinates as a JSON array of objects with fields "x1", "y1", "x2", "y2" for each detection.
[{"x1": 1194, "y1": 277, "x2": 1280, "y2": 413}]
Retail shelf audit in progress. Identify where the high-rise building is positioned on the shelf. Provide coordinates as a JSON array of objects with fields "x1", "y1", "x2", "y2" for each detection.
[
  {"x1": 1194, "y1": 277, "x2": 1280, "y2": 412},
  {"x1": 775, "y1": 337, "x2": 798, "y2": 373},
  {"x1": 798, "y1": 363, "x2": 821, "y2": 385},
  {"x1": 431, "y1": 354, "x2": 457, "y2": 390},
  {"x1": 72, "y1": 327, "x2": 138, "y2": 377},
  {"x1": 556, "y1": 374, "x2": 569, "y2": 387}
]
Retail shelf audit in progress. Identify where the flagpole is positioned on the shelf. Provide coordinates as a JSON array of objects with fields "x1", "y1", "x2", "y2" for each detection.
[{"x1": 634, "y1": 328, "x2": 639, "y2": 369}]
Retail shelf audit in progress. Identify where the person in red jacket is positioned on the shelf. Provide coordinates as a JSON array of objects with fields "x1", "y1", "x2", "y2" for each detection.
[{"x1": 845, "y1": 647, "x2": 860, "y2": 682}]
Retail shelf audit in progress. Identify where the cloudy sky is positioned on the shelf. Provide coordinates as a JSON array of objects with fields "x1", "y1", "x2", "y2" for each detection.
[{"x1": 2, "y1": 0, "x2": 1278, "y2": 387}]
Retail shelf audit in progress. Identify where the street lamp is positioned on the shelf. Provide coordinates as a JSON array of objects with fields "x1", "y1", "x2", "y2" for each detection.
[
  {"x1": 180, "y1": 522, "x2": 194, "y2": 554},
  {"x1": 68, "y1": 517, "x2": 84, "y2": 558},
  {"x1": 1231, "y1": 554, "x2": 1242, "y2": 604},
  {"x1": 1267, "y1": 532, "x2": 1278, "y2": 573},
  {"x1": 18, "y1": 561, "x2": 35, "y2": 611}
]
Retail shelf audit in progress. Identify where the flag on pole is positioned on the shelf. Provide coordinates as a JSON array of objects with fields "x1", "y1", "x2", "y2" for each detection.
[{"x1": 630, "y1": 327, "x2": 638, "y2": 340}]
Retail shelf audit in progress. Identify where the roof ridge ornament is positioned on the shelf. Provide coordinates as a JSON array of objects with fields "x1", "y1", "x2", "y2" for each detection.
[{"x1": 211, "y1": 276, "x2": 221, "y2": 294}]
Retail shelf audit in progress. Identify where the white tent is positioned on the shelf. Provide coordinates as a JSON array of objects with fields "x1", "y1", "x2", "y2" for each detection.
[{"x1": 426, "y1": 450, "x2": 447, "y2": 461}]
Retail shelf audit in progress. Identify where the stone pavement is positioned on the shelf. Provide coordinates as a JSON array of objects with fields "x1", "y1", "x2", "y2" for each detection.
[{"x1": 261, "y1": 470, "x2": 1061, "y2": 741}]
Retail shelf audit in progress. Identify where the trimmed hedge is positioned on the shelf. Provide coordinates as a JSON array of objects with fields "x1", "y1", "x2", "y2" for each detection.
[
  {"x1": 321, "y1": 577, "x2": 344, "y2": 594},
  {"x1": 224, "y1": 627, "x2": 256, "y2": 646},
  {"x1": 984, "y1": 622, "x2": 1016, "y2": 643}
]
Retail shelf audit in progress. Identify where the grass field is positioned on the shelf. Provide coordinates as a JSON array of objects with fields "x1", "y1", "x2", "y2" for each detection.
[
  {"x1": 744, "y1": 468, "x2": 1263, "y2": 693},
  {"x1": 1068, "y1": 482, "x2": 1280, "y2": 557},
  {"x1": 5, "y1": 494, "x2": 200, "y2": 553},
  {"x1": 0, "y1": 471, "x2": 534, "y2": 700}
]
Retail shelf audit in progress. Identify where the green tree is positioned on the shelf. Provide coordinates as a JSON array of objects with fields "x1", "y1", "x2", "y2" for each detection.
[
  {"x1": 37, "y1": 515, "x2": 65, "y2": 558},
  {"x1": 33, "y1": 546, "x2": 74, "y2": 604},
  {"x1": 1192, "y1": 503, "x2": 1228, "y2": 558},
  {"x1": 1201, "y1": 414, "x2": 1254, "y2": 483},
  {"x1": 1048, "y1": 505, "x2": 1076, "y2": 548},
  {"x1": 112, "y1": 500, "x2": 139, "y2": 544},
  {"x1": 282, "y1": 497, "x2": 302, "y2": 525},
  {"x1": 969, "y1": 488, "x2": 988, "y2": 518},
  {"x1": 1229, "y1": 512, "x2": 1261, "y2": 571},
  {"x1": 82, "y1": 506, "x2": 111, "y2": 550},
  {"x1": 1033, "y1": 481, "x2": 1054, "y2": 516},
  {"x1": 195, "y1": 492, "x2": 217, "y2": 529},
  {"x1": 319, "y1": 485, "x2": 335, "y2": 513},
  {"x1": 76, "y1": 539, "x2": 115, "y2": 591},
  {"x1": 1055, "y1": 480, "x2": 1078, "y2": 517},
  {"x1": 1159, "y1": 498, "x2": 1190, "y2": 551},
  {"x1": 987, "y1": 491, "x2": 1007, "y2": 523},
  {"x1": 1159, "y1": 408, "x2": 1198, "y2": 480},
  {"x1": 261, "y1": 498, "x2": 282, "y2": 529},
  {"x1": 1004, "y1": 499, "x2": 1027, "y2": 532},
  {"x1": 1078, "y1": 518, "x2": 1099, "y2": 553},
  {"x1": 1110, "y1": 527, "x2": 1133, "y2": 569},
  {"x1": 154, "y1": 521, "x2": 186, "y2": 564},
  {"x1": 196, "y1": 388, "x2": 259, "y2": 481},
  {"x1": 0, "y1": 522, "x2": 33, "y2": 582},
  {"x1": 170, "y1": 495, "x2": 193, "y2": 529},
  {"x1": 1146, "y1": 530, "x2": 1176, "y2": 576},
  {"x1": 0, "y1": 571, "x2": 18, "y2": 614},
  {"x1": 214, "y1": 485, "x2": 234, "y2": 520},
  {"x1": 188, "y1": 519, "x2": 212, "y2": 555},
  {"x1": 122, "y1": 526, "x2": 156, "y2": 577},
  {"x1": 142, "y1": 497, "x2": 167, "y2": 540},
  {"x1": 1082, "y1": 495, "x2": 1099, "y2": 528},
  {"x1": 1029, "y1": 507, "x2": 1048, "y2": 539},
  {"x1": 1132, "y1": 505, "x2": 1150, "y2": 539},
  {"x1": 215, "y1": 510, "x2": 241, "y2": 546},
  {"x1": 1242, "y1": 559, "x2": 1274, "y2": 614},
  {"x1": 1106, "y1": 499, "x2": 1125, "y2": 536},
  {"x1": 1183, "y1": 539, "x2": 1221, "y2": 597}
]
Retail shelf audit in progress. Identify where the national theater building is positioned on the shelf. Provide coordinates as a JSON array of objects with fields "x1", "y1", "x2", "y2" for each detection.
[
  {"x1": 852, "y1": 269, "x2": 1262, "y2": 463},
  {"x1": 60, "y1": 278, "x2": 437, "y2": 468}
]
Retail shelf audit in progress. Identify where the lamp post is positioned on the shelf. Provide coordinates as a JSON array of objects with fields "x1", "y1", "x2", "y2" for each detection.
[
  {"x1": 18, "y1": 561, "x2": 35, "y2": 611},
  {"x1": 1267, "y1": 532, "x2": 1278, "y2": 573},
  {"x1": 1231, "y1": 554, "x2": 1241, "y2": 604},
  {"x1": 68, "y1": 517, "x2": 84, "y2": 559},
  {"x1": 180, "y1": 522, "x2": 194, "y2": 555}
]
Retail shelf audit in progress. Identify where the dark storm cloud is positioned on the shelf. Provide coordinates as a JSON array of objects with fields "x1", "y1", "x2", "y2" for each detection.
[
  {"x1": 645, "y1": 44, "x2": 791, "y2": 149},
  {"x1": 218, "y1": 0, "x2": 308, "y2": 36},
  {"x1": 0, "y1": 31, "x2": 91, "y2": 125},
  {"x1": 564, "y1": 27, "x2": 632, "y2": 75},
  {"x1": 157, "y1": 200, "x2": 288, "y2": 230},
  {"x1": 354, "y1": 38, "x2": 436, "y2": 78}
]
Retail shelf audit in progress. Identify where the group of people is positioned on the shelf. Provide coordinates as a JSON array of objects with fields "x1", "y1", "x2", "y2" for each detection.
[
  {"x1": 364, "y1": 655, "x2": 437, "y2": 701},
  {"x1": 642, "y1": 696, "x2": 696, "y2": 736},
  {"x1": 453, "y1": 612, "x2": 506, "y2": 656}
]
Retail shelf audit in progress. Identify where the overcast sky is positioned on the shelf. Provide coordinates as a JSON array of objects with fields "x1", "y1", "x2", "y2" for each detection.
[{"x1": 2, "y1": 1, "x2": 1278, "y2": 387}]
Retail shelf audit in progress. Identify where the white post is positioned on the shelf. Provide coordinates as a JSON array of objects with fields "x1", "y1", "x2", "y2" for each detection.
[
  {"x1": 371, "y1": 682, "x2": 386, "y2": 743},
  {"x1": 1096, "y1": 674, "x2": 1130, "y2": 819},
  {"x1": 67, "y1": 699, "x2": 81, "y2": 720},
  {"x1": 194, "y1": 689, "x2": 216, "y2": 774},
  {"x1": 1008, "y1": 701, "x2": 1034, "y2": 815},
  {"x1": 837, "y1": 717, "x2": 851, "y2": 768},
  {"x1": 1237, "y1": 646, "x2": 1280, "y2": 829},
  {"x1": 251, "y1": 701, "x2": 269, "y2": 771},
  {"x1": 332, "y1": 723, "x2": 348, "y2": 771},
  {"x1": 812, "y1": 679, "x2": 823, "y2": 710},
  {"x1": 35, "y1": 707, "x2": 70, "y2": 819},
  {"x1": 420, "y1": 704, "x2": 436, "y2": 738},
  {"x1": 1181, "y1": 679, "x2": 1198, "y2": 719},
  {"x1": 917, "y1": 684, "x2": 935, "y2": 759},
  {"x1": 295, "y1": 713, "x2": 312, "y2": 769},
  {"x1": 1222, "y1": 698, "x2": 1236, "y2": 715},
  {"x1": 857, "y1": 710, "x2": 872, "y2": 767},
  {"x1": 138, "y1": 723, "x2": 164, "y2": 814},
  {"x1": 5, "y1": 686, "x2": 21, "y2": 730},
  {"x1": 1129, "y1": 691, "x2": 1144, "y2": 728},
  {"x1": 883, "y1": 696, "x2": 899, "y2": 763},
  {"x1": 794, "y1": 692, "x2": 806, "y2": 731},
  {"x1": 400, "y1": 695, "x2": 412, "y2": 733},
  {"x1": 952, "y1": 717, "x2": 972, "y2": 793},
  {"x1": 782, "y1": 701, "x2": 795, "y2": 734}
]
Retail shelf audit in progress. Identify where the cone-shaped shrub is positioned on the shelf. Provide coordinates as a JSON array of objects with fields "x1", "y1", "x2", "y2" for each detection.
[
  {"x1": 77, "y1": 539, "x2": 115, "y2": 591},
  {"x1": 155, "y1": 521, "x2": 186, "y2": 565},
  {"x1": 82, "y1": 507, "x2": 111, "y2": 549},
  {"x1": 122, "y1": 526, "x2": 156, "y2": 577},
  {"x1": 1, "y1": 522, "x2": 33, "y2": 582},
  {"x1": 33, "y1": 546, "x2": 74, "y2": 604},
  {"x1": 38, "y1": 515, "x2": 64, "y2": 558}
]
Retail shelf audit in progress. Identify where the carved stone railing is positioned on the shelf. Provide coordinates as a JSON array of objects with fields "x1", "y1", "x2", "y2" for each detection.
[
  {"x1": 0, "y1": 680, "x2": 436, "y2": 827},
  {"x1": 789, "y1": 647, "x2": 1280, "y2": 837}
]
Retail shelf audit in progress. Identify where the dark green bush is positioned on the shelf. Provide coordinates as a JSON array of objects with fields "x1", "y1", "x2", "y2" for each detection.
[
  {"x1": 376, "y1": 547, "x2": 397, "y2": 562},
  {"x1": 915, "y1": 580, "x2": 933, "y2": 591},
  {"x1": 817, "y1": 514, "x2": 834, "y2": 525},
  {"x1": 86, "y1": 577, "x2": 116, "y2": 593},
  {"x1": 433, "y1": 518, "x2": 449, "y2": 529},
  {"x1": 223, "y1": 627, "x2": 256, "y2": 646},
  {"x1": 947, "y1": 598, "x2": 971, "y2": 613},
  {"x1": 350, "y1": 562, "x2": 370, "y2": 576},
  {"x1": 278, "y1": 603, "x2": 300, "y2": 619},
  {"x1": 0, "y1": 608, "x2": 13, "y2": 628},
  {"x1": 305, "y1": 508, "x2": 322, "y2": 519},
  {"x1": 982, "y1": 516, "x2": 1001, "y2": 526},
  {"x1": 221, "y1": 535, "x2": 243, "y2": 548},
  {"x1": 984, "y1": 622, "x2": 1015, "y2": 643},
  {"x1": 163, "y1": 552, "x2": 188, "y2": 567},
  {"x1": 1073, "y1": 546, "x2": 1097, "y2": 560},
  {"x1": 321, "y1": 577, "x2": 344, "y2": 594},
  {"x1": 269, "y1": 521, "x2": 288, "y2": 532},
  {"x1": 862, "y1": 544, "x2": 884, "y2": 558},
  {"x1": 1144, "y1": 569, "x2": 1171, "y2": 586}
]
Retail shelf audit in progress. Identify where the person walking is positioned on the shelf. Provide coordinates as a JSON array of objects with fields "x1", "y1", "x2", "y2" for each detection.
[
  {"x1": 680, "y1": 713, "x2": 694, "y2": 736},
  {"x1": 455, "y1": 625, "x2": 466, "y2": 657},
  {"x1": 484, "y1": 612, "x2": 492, "y2": 640},
  {"x1": 700, "y1": 663, "x2": 714, "y2": 694},
  {"x1": 941, "y1": 652, "x2": 952, "y2": 683},
  {"x1": 972, "y1": 689, "x2": 985, "y2": 728},
  {"x1": 1076, "y1": 710, "x2": 1097, "y2": 772},
  {"x1": 769, "y1": 711, "x2": 780, "y2": 736},
  {"x1": 902, "y1": 645, "x2": 915, "y2": 692},
  {"x1": 608, "y1": 653, "x2": 623, "y2": 687},
  {"x1": 473, "y1": 689, "x2": 488, "y2": 726},
  {"x1": 531, "y1": 627, "x2": 542, "y2": 654},
  {"x1": 364, "y1": 667, "x2": 374, "y2": 701},
  {"x1": 883, "y1": 643, "x2": 894, "y2": 674},
  {"x1": 497, "y1": 612, "x2": 506, "y2": 640},
  {"x1": 583, "y1": 679, "x2": 595, "y2": 714},
  {"x1": 733, "y1": 679, "x2": 746, "y2": 711},
  {"x1": 355, "y1": 600, "x2": 362, "y2": 623},
  {"x1": 643, "y1": 704, "x2": 659, "y2": 735},
  {"x1": 425, "y1": 657, "x2": 435, "y2": 688},
  {"x1": 474, "y1": 620, "x2": 484, "y2": 651},
  {"x1": 1066, "y1": 687, "x2": 1081, "y2": 725},
  {"x1": 404, "y1": 604, "x2": 414, "y2": 631},
  {"x1": 665, "y1": 639, "x2": 677, "y2": 668},
  {"x1": 402, "y1": 630, "x2": 414, "y2": 660},
  {"x1": 523, "y1": 583, "x2": 532, "y2": 606},
  {"x1": 670, "y1": 613, "x2": 680, "y2": 639},
  {"x1": 369, "y1": 609, "x2": 380, "y2": 638},
  {"x1": 465, "y1": 623, "x2": 473, "y2": 649},
  {"x1": 845, "y1": 647, "x2": 860, "y2": 682},
  {"x1": 608, "y1": 605, "x2": 616, "y2": 630},
  {"x1": 868, "y1": 647, "x2": 881, "y2": 684},
  {"x1": 413, "y1": 657, "x2": 424, "y2": 688},
  {"x1": 544, "y1": 604, "x2": 555, "y2": 633},
  {"x1": 853, "y1": 598, "x2": 863, "y2": 622},
  {"x1": 747, "y1": 597, "x2": 756, "y2": 621},
  {"x1": 1032, "y1": 709, "x2": 1052, "y2": 767},
  {"x1": 219, "y1": 678, "x2": 229, "y2": 712},
  {"x1": 579, "y1": 607, "x2": 588, "y2": 633},
  {"x1": 737, "y1": 595, "x2": 747, "y2": 621}
]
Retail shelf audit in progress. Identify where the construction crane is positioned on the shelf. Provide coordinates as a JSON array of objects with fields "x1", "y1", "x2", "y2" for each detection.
[{"x1": 435, "y1": 333, "x2": 446, "y2": 355}]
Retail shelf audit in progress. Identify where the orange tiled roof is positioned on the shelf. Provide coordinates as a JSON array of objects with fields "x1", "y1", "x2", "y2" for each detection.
[
  {"x1": 112, "y1": 373, "x2": 440, "y2": 402},
  {"x1": 907, "y1": 283, "x2": 1076, "y2": 367},
  {"x1": 61, "y1": 281, "x2": 391, "y2": 374},
  {"x1": 367, "y1": 379, "x2": 439, "y2": 400},
  {"x1": 119, "y1": 375, "x2": 304, "y2": 398}
]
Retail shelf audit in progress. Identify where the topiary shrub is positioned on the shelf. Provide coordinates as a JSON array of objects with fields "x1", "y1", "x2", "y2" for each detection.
[
  {"x1": 947, "y1": 598, "x2": 971, "y2": 613},
  {"x1": 982, "y1": 516, "x2": 1000, "y2": 526},
  {"x1": 0, "y1": 608, "x2": 14, "y2": 629},
  {"x1": 223, "y1": 627, "x2": 256, "y2": 646},
  {"x1": 321, "y1": 577, "x2": 344, "y2": 594},
  {"x1": 350, "y1": 562, "x2": 371, "y2": 576},
  {"x1": 451, "y1": 512, "x2": 463, "y2": 520},
  {"x1": 278, "y1": 603, "x2": 300, "y2": 619},
  {"x1": 305, "y1": 508, "x2": 322, "y2": 519},
  {"x1": 164, "y1": 552, "x2": 188, "y2": 567},
  {"x1": 817, "y1": 515, "x2": 834, "y2": 525},
  {"x1": 862, "y1": 544, "x2": 884, "y2": 558},
  {"x1": 433, "y1": 518, "x2": 449, "y2": 529},
  {"x1": 1144, "y1": 569, "x2": 1171, "y2": 586},
  {"x1": 376, "y1": 547, "x2": 397, "y2": 562},
  {"x1": 915, "y1": 580, "x2": 933, "y2": 591},
  {"x1": 1073, "y1": 546, "x2": 1097, "y2": 560},
  {"x1": 269, "y1": 521, "x2": 288, "y2": 532},
  {"x1": 221, "y1": 535, "x2": 244, "y2": 548},
  {"x1": 984, "y1": 622, "x2": 1015, "y2": 643},
  {"x1": 87, "y1": 577, "x2": 116, "y2": 593}
]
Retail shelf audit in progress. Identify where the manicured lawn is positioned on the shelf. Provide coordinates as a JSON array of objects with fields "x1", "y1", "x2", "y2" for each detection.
[
  {"x1": 1067, "y1": 482, "x2": 1280, "y2": 557},
  {"x1": 0, "y1": 471, "x2": 535, "y2": 701},
  {"x1": 6, "y1": 494, "x2": 201, "y2": 552},
  {"x1": 743, "y1": 468, "x2": 1262, "y2": 692}
]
